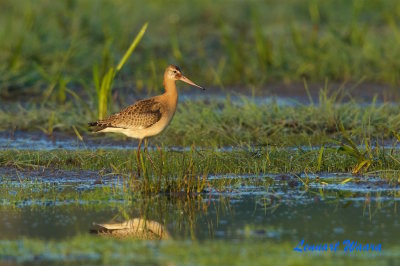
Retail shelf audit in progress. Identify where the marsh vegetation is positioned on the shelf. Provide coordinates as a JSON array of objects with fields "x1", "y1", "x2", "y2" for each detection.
[{"x1": 1, "y1": 0, "x2": 400, "y2": 265}]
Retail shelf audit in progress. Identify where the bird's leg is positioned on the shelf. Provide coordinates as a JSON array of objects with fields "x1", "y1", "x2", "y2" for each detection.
[
  {"x1": 136, "y1": 139, "x2": 143, "y2": 177},
  {"x1": 142, "y1": 138, "x2": 158, "y2": 175},
  {"x1": 144, "y1": 139, "x2": 157, "y2": 172},
  {"x1": 133, "y1": 138, "x2": 158, "y2": 178},
  {"x1": 144, "y1": 138, "x2": 149, "y2": 154}
]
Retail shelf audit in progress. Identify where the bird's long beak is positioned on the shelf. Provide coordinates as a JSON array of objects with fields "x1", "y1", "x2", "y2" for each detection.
[{"x1": 180, "y1": 76, "x2": 205, "y2": 90}]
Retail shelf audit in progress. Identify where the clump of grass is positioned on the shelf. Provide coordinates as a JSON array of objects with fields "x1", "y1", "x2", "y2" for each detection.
[
  {"x1": 337, "y1": 129, "x2": 373, "y2": 175},
  {"x1": 2, "y1": 145, "x2": 400, "y2": 182},
  {"x1": 93, "y1": 23, "x2": 147, "y2": 119},
  {"x1": 105, "y1": 146, "x2": 208, "y2": 196}
]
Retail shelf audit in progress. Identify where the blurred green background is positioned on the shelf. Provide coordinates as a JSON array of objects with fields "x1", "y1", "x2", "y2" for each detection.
[
  {"x1": 2, "y1": 0, "x2": 400, "y2": 141},
  {"x1": 1, "y1": 0, "x2": 400, "y2": 100}
]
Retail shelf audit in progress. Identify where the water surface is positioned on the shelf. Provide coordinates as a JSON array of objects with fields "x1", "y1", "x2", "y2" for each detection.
[{"x1": 0, "y1": 170, "x2": 398, "y2": 246}]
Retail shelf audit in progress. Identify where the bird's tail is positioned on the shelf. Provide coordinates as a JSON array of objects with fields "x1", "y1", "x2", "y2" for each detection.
[{"x1": 88, "y1": 121, "x2": 108, "y2": 132}]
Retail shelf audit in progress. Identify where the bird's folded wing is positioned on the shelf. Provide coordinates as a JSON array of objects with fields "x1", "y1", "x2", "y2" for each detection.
[{"x1": 96, "y1": 99, "x2": 163, "y2": 130}]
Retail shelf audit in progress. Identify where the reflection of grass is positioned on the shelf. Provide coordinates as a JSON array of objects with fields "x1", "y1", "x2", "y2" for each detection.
[
  {"x1": 0, "y1": 181, "x2": 396, "y2": 263},
  {"x1": 0, "y1": 236, "x2": 397, "y2": 265},
  {"x1": 0, "y1": 182, "x2": 134, "y2": 207},
  {"x1": 0, "y1": 181, "x2": 219, "y2": 239},
  {"x1": 2, "y1": 174, "x2": 394, "y2": 205}
]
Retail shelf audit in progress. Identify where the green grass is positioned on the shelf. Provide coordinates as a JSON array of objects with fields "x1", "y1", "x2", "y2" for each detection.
[
  {"x1": 2, "y1": 89, "x2": 400, "y2": 195},
  {"x1": 1, "y1": 145, "x2": 400, "y2": 178},
  {"x1": 2, "y1": 1, "x2": 400, "y2": 263},
  {"x1": 1, "y1": 0, "x2": 400, "y2": 99},
  {"x1": 0, "y1": 236, "x2": 397, "y2": 265},
  {"x1": 1, "y1": 90, "x2": 400, "y2": 147},
  {"x1": 1, "y1": 1, "x2": 400, "y2": 152}
]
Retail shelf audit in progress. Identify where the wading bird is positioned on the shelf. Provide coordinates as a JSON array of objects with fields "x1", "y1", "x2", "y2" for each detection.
[{"x1": 89, "y1": 65, "x2": 204, "y2": 167}]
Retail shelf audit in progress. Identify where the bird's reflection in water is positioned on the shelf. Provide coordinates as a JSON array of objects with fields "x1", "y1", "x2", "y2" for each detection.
[{"x1": 91, "y1": 218, "x2": 171, "y2": 240}]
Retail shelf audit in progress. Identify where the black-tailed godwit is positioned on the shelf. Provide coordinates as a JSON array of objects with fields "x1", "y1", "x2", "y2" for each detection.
[{"x1": 89, "y1": 65, "x2": 204, "y2": 164}]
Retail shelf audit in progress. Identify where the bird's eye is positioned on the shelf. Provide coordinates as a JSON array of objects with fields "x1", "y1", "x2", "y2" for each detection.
[{"x1": 173, "y1": 70, "x2": 177, "y2": 73}]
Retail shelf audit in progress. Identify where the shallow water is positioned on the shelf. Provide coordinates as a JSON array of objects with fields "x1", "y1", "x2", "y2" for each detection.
[
  {"x1": 2, "y1": 131, "x2": 400, "y2": 152},
  {"x1": 0, "y1": 132, "x2": 130, "y2": 151},
  {"x1": 1, "y1": 194, "x2": 398, "y2": 243},
  {"x1": 0, "y1": 170, "x2": 399, "y2": 246}
]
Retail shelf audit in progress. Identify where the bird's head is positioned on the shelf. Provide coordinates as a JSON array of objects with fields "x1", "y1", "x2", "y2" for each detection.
[{"x1": 164, "y1": 65, "x2": 204, "y2": 90}]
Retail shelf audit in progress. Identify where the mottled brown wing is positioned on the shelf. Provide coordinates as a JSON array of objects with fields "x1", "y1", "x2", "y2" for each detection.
[{"x1": 89, "y1": 99, "x2": 163, "y2": 131}]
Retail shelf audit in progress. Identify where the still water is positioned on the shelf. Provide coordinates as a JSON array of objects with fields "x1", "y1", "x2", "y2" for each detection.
[{"x1": 0, "y1": 171, "x2": 399, "y2": 246}]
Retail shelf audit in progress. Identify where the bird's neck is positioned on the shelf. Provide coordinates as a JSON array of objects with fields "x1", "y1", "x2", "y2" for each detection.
[{"x1": 163, "y1": 79, "x2": 178, "y2": 106}]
